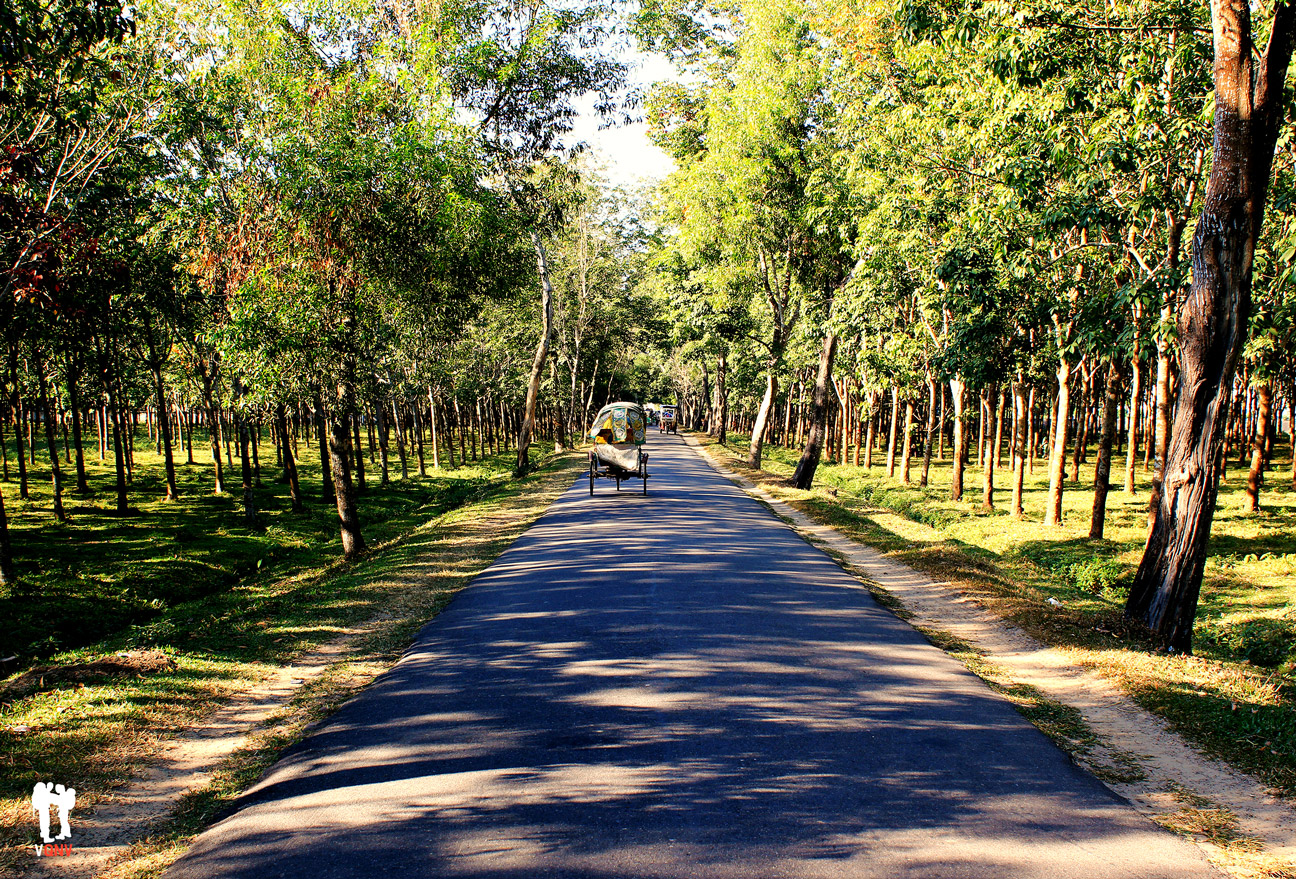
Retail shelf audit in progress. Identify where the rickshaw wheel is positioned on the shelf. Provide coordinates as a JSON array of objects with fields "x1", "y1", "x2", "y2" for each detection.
[{"x1": 588, "y1": 456, "x2": 594, "y2": 495}]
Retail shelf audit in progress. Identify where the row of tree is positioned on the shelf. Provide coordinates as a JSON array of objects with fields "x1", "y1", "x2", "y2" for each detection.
[
  {"x1": 0, "y1": 0, "x2": 664, "y2": 582},
  {"x1": 640, "y1": 0, "x2": 1296, "y2": 653}
]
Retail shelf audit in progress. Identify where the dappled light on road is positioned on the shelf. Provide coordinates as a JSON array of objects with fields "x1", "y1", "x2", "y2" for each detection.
[{"x1": 164, "y1": 435, "x2": 1216, "y2": 879}]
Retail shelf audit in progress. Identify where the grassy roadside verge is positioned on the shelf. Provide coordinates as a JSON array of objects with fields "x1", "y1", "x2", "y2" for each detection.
[
  {"x1": 1, "y1": 448, "x2": 581, "y2": 874},
  {"x1": 697, "y1": 432, "x2": 1296, "y2": 798}
]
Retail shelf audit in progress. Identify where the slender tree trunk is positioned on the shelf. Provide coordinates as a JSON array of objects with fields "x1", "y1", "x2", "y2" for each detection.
[
  {"x1": 393, "y1": 401, "x2": 409, "y2": 480},
  {"x1": 36, "y1": 359, "x2": 66, "y2": 521},
  {"x1": 993, "y1": 387, "x2": 1007, "y2": 468},
  {"x1": 1045, "y1": 357, "x2": 1073, "y2": 526},
  {"x1": 747, "y1": 368, "x2": 778, "y2": 469},
  {"x1": 864, "y1": 393, "x2": 877, "y2": 468},
  {"x1": 1125, "y1": 351, "x2": 1144, "y2": 493},
  {"x1": 276, "y1": 402, "x2": 304, "y2": 513},
  {"x1": 1011, "y1": 382, "x2": 1028, "y2": 519},
  {"x1": 1091, "y1": 361, "x2": 1124, "y2": 539},
  {"x1": 106, "y1": 387, "x2": 128, "y2": 515},
  {"x1": 886, "y1": 387, "x2": 900, "y2": 478},
  {"x1": 1245, "y1": 380, "x2": 1273, "y2": 512},
  {"x1": 793, "y1": 332, "x2": 836, "y2": 489},
  {"x1": 517, "y1": 231, "x2": 555, "y2": 475},
  {"x1": 413, "y1": 402, "x2": 426, "y2": 476},
  {"x1": 921, "y1": 373, "x2": 937, "y2": 486},
  {"x1": 66, "y1": 356, "x2": 88, "y2": 493},
  {"x1": 376, "y1": 405, "x2": 391, "y2": 483},
  {"x1": 147, "y1": 339, "x2": 178, "y2": 501},
  {"x1": 197, "y1": 360, "x2": 225, "y2": 495},
  {"x1": 901, "y1": 398, "x2": 915, "y2": 484},
  {"x1": 0, "y1": 485, "x2": 13, "y2": 584},
  {"x1": 8, "y1": 347, "x2": 28, "y2": 499},
  {"x1": 981, "y1": 385, "x2": 996, "y2": 511},
  {"x1": 1127, "y1": 0, "x2": 1296, "y2": 651},
  {"x1": 428, "y1": 391, "x2": 441, "y2": 469},
  {"x1": 715, "y1": 354, "x2": 728, "y2": 444},
  {"x1": 314, "y1": 392, "x2": 334, "y2": 504},
  {"x1": 235, "y1": 402, "x2": 255, "y2": 527},
  {"x1": 331, "y1": 327, "x2": 365, "y2": 558},
  {"x1": 950, "y1": 377, "x2": 967, "y2": 501}
]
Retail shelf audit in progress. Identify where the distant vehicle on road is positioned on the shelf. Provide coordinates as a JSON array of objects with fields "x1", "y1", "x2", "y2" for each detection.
[{"x1": 659, "y1": 406, "x2": 678, "y2": 434}]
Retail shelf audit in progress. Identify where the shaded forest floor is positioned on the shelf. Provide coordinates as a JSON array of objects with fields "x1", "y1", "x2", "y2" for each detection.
[
  {"x1": 0, "y1": 431, "x2": 569, "y2": 873},
  {"x1": 704, "y1": 432, "x2": 1296, "y2": 800}
]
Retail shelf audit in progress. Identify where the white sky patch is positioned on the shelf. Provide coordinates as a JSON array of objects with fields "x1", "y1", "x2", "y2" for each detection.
[{"x1": 570, "y1": 51, "x2": 678, "y2": 189}]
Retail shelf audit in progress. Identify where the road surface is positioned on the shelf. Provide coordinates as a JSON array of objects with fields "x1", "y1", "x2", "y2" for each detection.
[{"x1": 164, "y1": 433, "x2": 1218, "y2": 878}]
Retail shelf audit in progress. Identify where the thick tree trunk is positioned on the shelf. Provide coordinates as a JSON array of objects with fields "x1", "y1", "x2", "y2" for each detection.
[
  {"x1": 1045, "y1": 357, "x2": 1073, "y2": 526},
  {"x1": 1090, "y1": 361, "x2": 1124, "y2": 539},
  {"x1": 1127, "y1": 0, "x2": 1295, "y2": 652},
  {"x1": 1245, "y1": 380, "x2": 1273, "y2": 512},
  {"x1": 517, "y1": 231, "x2": 554, "y2": 475},
  {"x1": 792, "y1": 332, "x2": 836, "y2": 489},
  {"x1": 950, "y1": 377, "x2": 967, "y2": 501}
]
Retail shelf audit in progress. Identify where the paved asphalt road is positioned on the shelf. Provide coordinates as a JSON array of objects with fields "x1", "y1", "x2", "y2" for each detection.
[{"x1": 165, "y1": 434, "x2": 1219, "y2": 879}]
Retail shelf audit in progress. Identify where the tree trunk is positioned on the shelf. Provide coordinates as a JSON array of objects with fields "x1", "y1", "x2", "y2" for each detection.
[
  {"x1": 393, "y1": 401, "x2": 409, "y2": 480},
  {"x1": 0, "y1": 485, "x2": 13, "y2": 585},
  {"x1": 36, "y1": 358, "x2": 66, "y2": 521},
  {"x1": 1127, "y1": 0, "x2": 1295, "y2": 652},
  {"x1": 901, "y1": 398, "x2": 915, "y2": 484},
  {"x1": 197, "y1": 360, "x2": 225, "y2": 495},
  {"x1": 147, "y1": 337, "x2": 178, "y2": 501},
  {"x1": 1090, "y1": 360, "x2": 1124, "y2": 539},
  {"x1": 517, "y1": 230, "x2": 555, "y2": 475},
  {"x1": 886, "y1": 387, "x2": 900, "y2": 478},
  {"x1": 950, "y1": 377, "x2": 967, "y2": 501},
  {"x1": 235, "y1": 404, "x2": 255, "y2": 527},
  {"x1": 792, "y1": 332, "x2": 836, "y2": 490},
  {"x1": 1011, "y1": 382, "x2": 1028, "y2": 519},
  {"x1": 1245, "y1": 380, "x2": 1273, "y2": 512},
  {"x1": 981, "y1": 385, "x2": 996, "y2": 511},
  {"x1": 747, "y1": 369, "x2": 778, "y2": 469},
  {"x1": 1045, "y1": 357, "x2": 1073, "y2": 526},
  {"x1": 1125, "y1": 351, "x2": 1143, "y2": 493},
  {"x1": 276, "y1": 402, "x2": 304, "y2": 513},
  {"x1": 715, "y1": 354, "x2": 728, "y2": 444},
  {"x1": 8, "y1": 347, "x2": 28, "y2": 499},
  {"x1": 66, "y1": 355, "x2": 88, "y2": 493},
  {"x1": 921, "y1": 373, "x2": 937, "y2": 486},
  {"x1": 314, "y1": 392, "x2": 334, "y2": 503}
]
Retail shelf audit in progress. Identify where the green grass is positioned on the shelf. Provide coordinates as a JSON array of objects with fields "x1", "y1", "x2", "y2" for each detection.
[
  {"x1": 0, "y1": 427, "x2": 573, "y2": 870},
  {"x1": 0, "y1": 428, "x2": 537, "y2": 664},
  {"x1": 705, "y1": 431, "x2": 1296, "y2": 796}
]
